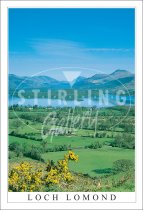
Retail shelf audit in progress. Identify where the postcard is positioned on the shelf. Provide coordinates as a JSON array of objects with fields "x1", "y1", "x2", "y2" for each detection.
[{"x1": 0, "y1": 0, "x2": 142, "y2": 210}]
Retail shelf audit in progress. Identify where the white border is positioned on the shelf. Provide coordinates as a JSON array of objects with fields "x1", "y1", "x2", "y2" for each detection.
[{"x1": 0, "y1": 1, "x2": 142, "y2": 210}]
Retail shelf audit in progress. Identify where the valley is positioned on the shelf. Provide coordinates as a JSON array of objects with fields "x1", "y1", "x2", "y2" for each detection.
[{"x1": 9, "y1": 105, "x2": 135, "y2": 192}]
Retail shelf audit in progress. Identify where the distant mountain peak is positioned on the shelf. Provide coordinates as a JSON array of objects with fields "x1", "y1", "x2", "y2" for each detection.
[
  {"x1": 9, "y1": 69, "x2": 134, "y2": 94},
  {"x1": 109, "y1": 69, "x2": 133, "y2": 78},
  {"x1": 112, "y1": 69, "x2": 130, "y2": 73},
  {"x1": 88, "y1": 73, "x2": 107, "y2": 80},
  {"x1": 110, "y1": 69, "x2": 133, "y2": 74},
  {"x1": 9, "y1": 74, "x2": 18, "y2": 77}
]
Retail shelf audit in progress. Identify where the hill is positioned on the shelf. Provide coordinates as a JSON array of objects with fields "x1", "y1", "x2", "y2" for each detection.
[{"x1": 9, "y1": 69, "x2": 134, "y2": 95}]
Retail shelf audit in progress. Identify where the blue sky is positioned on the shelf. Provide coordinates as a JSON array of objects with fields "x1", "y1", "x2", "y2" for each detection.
[{"x1": 9, "y1": 8, "x2": 135, "y2": 77}]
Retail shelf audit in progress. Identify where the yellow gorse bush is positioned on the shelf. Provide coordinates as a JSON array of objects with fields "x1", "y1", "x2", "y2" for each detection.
[
  {"x1": 8, "y1": 162, "x2": 43, "y2": 192},
  {"x1": 65, "y1": 151, "x2": 78, "y2": 162},
  {"x1": 9, "y1": 151, "x2": 78, "y2": 192},
  {"x1": 45, "y1": 151, "x2": 78, "y2": 185}
]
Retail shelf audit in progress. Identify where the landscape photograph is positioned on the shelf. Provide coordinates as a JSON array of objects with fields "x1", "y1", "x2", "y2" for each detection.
[{"x1": 8, "y1": 8, "x2": 135, "y2": 192}]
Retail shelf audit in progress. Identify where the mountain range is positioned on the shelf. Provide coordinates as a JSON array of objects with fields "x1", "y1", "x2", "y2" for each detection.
[{"x1": 9, "y1": 69, "x2": 134, "y2": 94}]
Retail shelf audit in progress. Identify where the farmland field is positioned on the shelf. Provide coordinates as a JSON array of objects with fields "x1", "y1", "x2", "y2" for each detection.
[
  {"x1": 42, "y1": 148, "x2": 134, "y2": 177},
  {"x1": 8, "y1": 105, "x2": 135, "y2": 192}
]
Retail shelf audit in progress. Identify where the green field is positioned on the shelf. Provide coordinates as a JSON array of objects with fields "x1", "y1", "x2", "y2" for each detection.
[
  {"x1": 9, "y1": 135, "x2": 113, "y2": 149},
  {"x1": 42, "y1": 147, "x2": 134, "y2": 177},
  {"x1": 9, "y1": 135, "x2": 134, "y2": 177},
  {"x1": 8, "y1": 106, "x2": 135, "y2": 192}
]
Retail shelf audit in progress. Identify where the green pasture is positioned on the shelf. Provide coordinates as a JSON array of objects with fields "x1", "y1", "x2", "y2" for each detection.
[
  {"x1": 42, "y1": 147, "x2": 134, "y2": 177},
  {"x1": 9, "y1": 135, "x2": 113, "y2": 149}
]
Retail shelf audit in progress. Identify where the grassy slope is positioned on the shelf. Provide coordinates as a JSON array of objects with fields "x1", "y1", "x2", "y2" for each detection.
[
  {"x1": 9, "y1": 135, "x2": 134, "y2": 177},
  {"x1": 42, "y1": 147, "x2": 134, "y2": 177},
  {"x1": 9, "y1": 136, "x2": 40, "y2": 146},
  {"x1": 9, "y1": 135, "x2": 113, "y2": 148}
]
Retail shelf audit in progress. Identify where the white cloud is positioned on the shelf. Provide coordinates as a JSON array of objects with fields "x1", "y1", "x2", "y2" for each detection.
[
  {"x1": 9, "y1": 39, "x2": 134, "y2": 76},
  {"x1": 84, "y1": 48, "x2": 132, "y2": 52},
  {"x1": 29, "y1": 39, "x2": 132, "y2": 55}
]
